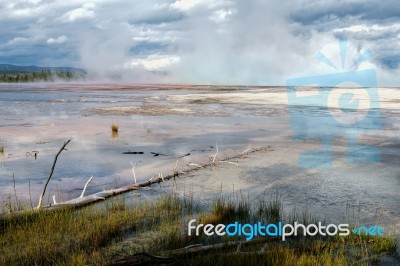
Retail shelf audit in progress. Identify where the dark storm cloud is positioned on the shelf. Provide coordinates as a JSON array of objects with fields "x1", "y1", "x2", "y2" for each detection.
[
  {"x1": 288, "y1": 0, "x2": 400, "y2": 76},
  {"x1": 292, "y1": 0, "x2": 400, "y2": 25},
  {"x1": 379, "y1": 55, "x2": 400, "y2": 69}
]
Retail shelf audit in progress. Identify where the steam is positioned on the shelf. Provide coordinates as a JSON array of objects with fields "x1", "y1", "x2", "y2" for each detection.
[
  {"x1": 76, "y1": 1, "x2": 317, "y2": 84},
  {"x1": 169, "y1": 1, "x2": 333, "y2": 85},
  {"x1": 68, "y1": 1, "x2": 400, "y2": 85}
]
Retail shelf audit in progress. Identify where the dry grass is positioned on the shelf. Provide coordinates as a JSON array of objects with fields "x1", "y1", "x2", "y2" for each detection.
[
  {"x1": 111, "y1": 124, "x2": 119, "y2": 138},
  {"x1": 0, "y1": 195, "x2": 188, "y2": 265},
  {"x1": 111, "y1": 124, "x2": 119, "y2": 133},
  {"x1": 0, "y1": 195, "x2": 396, "y2": 266}
]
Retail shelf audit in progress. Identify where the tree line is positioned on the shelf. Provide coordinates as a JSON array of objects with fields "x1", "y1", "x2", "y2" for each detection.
[{"x1": 0, "y1": 70, "x2": 86, "y2": 82}]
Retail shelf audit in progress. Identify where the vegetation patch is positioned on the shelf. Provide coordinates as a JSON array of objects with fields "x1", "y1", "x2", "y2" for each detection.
[
  {"x1": 0, "y1": 70, "x2": 85, "y2": 82},
  {"x1": 0, "y1": 194, "x2": 396, "y2": 266},
  {"x1": 111, "y1": 124, "x2": 119, "y2": 138}
]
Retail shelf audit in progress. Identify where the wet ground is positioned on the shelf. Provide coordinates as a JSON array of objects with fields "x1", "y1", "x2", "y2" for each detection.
[{"x1": 0, "y1": 83, "x2": 399, "y2": 234}]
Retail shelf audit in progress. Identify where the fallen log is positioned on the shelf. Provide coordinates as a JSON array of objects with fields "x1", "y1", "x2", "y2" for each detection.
[
  {"x1": 150, "y1": 152, "x2": 167, "y2": 157},
  {"x1": 122, "y1": 151, "x2": 144, "y2": 154},
  {"x1": 171, "y1": 236, "x2": 281, "y2": 256},
  {"x1": 109, "y1": 236, "x2": 282, "y2": 265},
  {"x1": 0, "y1": 144, "x2": 272, "y2": 219}
]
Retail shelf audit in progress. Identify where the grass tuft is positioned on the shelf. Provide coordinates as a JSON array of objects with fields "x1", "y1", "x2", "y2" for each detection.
[
  {"x1": 111, "y1": 124, "x2": 119, "y2": 133},
  {"x1": 111, "y1": 124, "x2": 119, "y2": 138},
  {"x1": 256, "y1": 195, "x2": 282, "y2": 223}
]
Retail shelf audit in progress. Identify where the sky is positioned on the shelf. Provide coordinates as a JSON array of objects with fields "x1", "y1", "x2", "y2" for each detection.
[{"x1": 1, "y1": 0, "x2": 400, "y2": 85}]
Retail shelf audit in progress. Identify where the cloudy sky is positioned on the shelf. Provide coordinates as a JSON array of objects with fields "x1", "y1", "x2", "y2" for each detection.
[{"x1": 1, "y1": 0, "x2": 400, "y2": 85}]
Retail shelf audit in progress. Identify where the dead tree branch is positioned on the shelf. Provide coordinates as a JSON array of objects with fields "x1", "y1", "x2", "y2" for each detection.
[
  {"x1": 211, "y1": 143, "x2": 219, "y2": 163},
  {"x1": 1, "y1": 145, "x2": 272, "y2": 218},
  {"x1": 80, "y1": 175, "x2": 94, "y2": 198},
  {"x1": 47, "y1": 145, "x2": 271, "y2": 210},
  {"x1": 36, "y1": 139, "x2": 71, "y2": 209}
]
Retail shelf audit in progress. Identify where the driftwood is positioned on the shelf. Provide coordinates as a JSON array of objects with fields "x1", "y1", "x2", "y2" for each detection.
[
  {"x1": 122, "y1": 151, "x2": 144, "y2": 155},
  {"x1": 46, "y1": 145, "x2": 271, "y2": 209},
  {"x1": 150, "y1": 152, "x2": 167, "y2": 157},
  {"x1": 109, "y1": 236, "x2": 282, "y2": 265},
  {"x1": 179, "y1": 153, "x2": 191, "y2": 158},
  {"x1": 171, "y1": 236, "x2": 281, "y2": 256},
  {"x1": 109, "y1": 252, "x2": 177, "y2": 266},
  {"x1": 36, "y1": 139, "x2": 71, "y2": 209},
  {"x1": 0, "y1": 142, "x2": 272, "y2": 218}
]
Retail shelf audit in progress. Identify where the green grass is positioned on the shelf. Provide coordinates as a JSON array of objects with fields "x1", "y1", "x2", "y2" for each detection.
[
  {"x1": 0, "y1": 195, "x2": 396, "y2": 266},
  {"x1": 0, "y1": 144, "x2": 4, "y2": 154}
]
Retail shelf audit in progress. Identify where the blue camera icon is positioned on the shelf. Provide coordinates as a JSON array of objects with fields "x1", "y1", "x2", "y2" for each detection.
[{"x1": 286, "y1": 69, "x2": 381, "y2": 168}]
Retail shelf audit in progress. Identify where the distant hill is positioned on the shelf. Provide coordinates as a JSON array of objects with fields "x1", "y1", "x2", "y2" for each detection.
[{"x1": 0, "y1": 64, "x2": 86, "y2": 74}]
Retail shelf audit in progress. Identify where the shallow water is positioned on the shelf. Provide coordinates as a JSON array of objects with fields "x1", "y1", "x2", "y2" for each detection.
[
  {"x1": 0, "y1": 84, "x2": 283, "y2": 203},
  {"x1": 0, "y1": 84, "x2": 399, "y2": 233}
]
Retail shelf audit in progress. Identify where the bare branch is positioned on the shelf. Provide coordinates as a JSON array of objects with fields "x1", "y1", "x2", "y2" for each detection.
[
  {"x1": 174, "y1": 159, "x2": 179, "y2": 172},
  {"x1": 211, "y1": 143, "x2": 219, "y2": 163},
  {"x1": 12, "y1": 173, "x2": 18, "y2": 210},
  {"x1": 80, "y1": 175, "x2": 94, "y2": 198},
  {"x1": 241, "y1": 144, "x2": 252, "y2": 154},
  {"x1": 148, "y1": 174, "x2": 156, "y2": 182},
  {"x1": 159, "y1": 172, "x2": 164, "y2": 182},
  {"x1": 130, "y1": 160, "x2": 141, "y2": 183},
  {"x1": 186, "y1": 162, "x2": 203, "y2": 168},
  {"x1": 2, "y1": 144, "x2": 271, "y2": 218},
  {"x1": 220, "y1": 161, "x2": 239, "y2": 167},
  {"x1": 36, "y1": 139, "x2": 71, "y2": 209}
]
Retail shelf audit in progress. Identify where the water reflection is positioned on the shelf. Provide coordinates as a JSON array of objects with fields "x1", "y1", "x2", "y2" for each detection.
[{"x1": 0, "y1": 84, "x2": 398, "y2": 232}]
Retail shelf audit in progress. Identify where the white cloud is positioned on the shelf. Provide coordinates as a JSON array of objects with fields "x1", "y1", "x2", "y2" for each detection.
[
  {"x1": 125, "y1": 55, "x2": 180, "y2": 70},
  {"x1": 4, "y1": 35, "x2": 46, "y2": 47},
  {"x1": 209, "y1": 8, "x2": 236, "y2": 23},
  {"x1": 61, "y1": 2, "x2": 95, "y2": 22},
  {"x1": 169, "y1": 0, "x2": 231, "y2": 12},
  {"x1": 1, "y1": 0, "x2": 400, "y2": 85},
  {"x1": 333, "y1": 23, "x2": 400, "y2": 39},
  {"x1": 170, "y1": 0, "x2": 201, "y2": 11},
  {"x1": 6, "y1": 37, "x2": 29, "y2": 45},
  {"x1": 47, "y1": 35, "x2": 68, "y2": 44}
]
